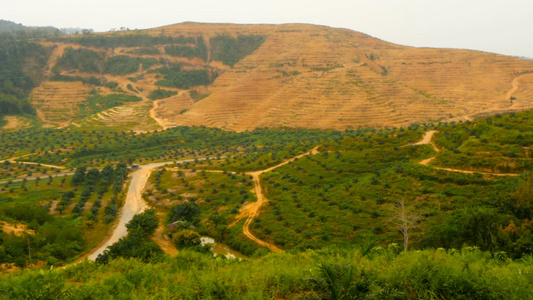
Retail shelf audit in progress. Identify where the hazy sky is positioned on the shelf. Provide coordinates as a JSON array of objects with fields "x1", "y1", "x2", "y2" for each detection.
[{"x1": 2, "y1": 0, "x2": 532, "y2": 57}]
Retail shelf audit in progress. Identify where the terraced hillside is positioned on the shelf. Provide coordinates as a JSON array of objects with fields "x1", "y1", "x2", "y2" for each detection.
[{"x1": 24, "y1": 23, "x2": 533, "y2": 131}]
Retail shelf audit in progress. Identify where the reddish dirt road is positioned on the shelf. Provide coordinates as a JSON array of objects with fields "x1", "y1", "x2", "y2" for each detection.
[{"x1": 231, "y1": 147, "x2": 319, "y2": 252}]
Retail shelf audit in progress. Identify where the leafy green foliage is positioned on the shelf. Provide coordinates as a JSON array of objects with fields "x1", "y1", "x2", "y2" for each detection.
[
  {"x1": 126, "y1": 209, "x2": 158, "y2": 237},
  {"x1": 153, "y1": 65, "x2": 213, "y2": 89},
  {"x1": 148, "y1": 88, "x2": 177, "y2": 100},
  {"x1": 127, "y1": 47, "x2": 160, "y2": 55},
  {"x1": 103, "y1": 55, "x2": 158, "y2": 75},
  {"x1": 210, "y1": 34, "x2": 266, "y2": 66},
  {"x1": 433, "y1": 112, "x2": 533, "y2": 173},
  {"x1": 172, "y1": 229, "x2": 201, "y2": 247},
  {"x1": 0, "y1": 33, "x2": 50, "y2": 116},
  {"x1": 164, "y1": 36, "x2": 208, "y2": 61},
  {"x1": 53, "y1": 47, "x2": 104, "y2": 73},
  {"x1": 0, "y1": 204, "x2": 85, "y2": 266},
  {"x1": 96, "y1": 209, "x2": 162, "y2": 264},
  {"x1": 168, "y1": 202, "x2": 200, "y2": 224},
  {"x1": 79, "y1": 92, "x2": 142, "y2": 116}
]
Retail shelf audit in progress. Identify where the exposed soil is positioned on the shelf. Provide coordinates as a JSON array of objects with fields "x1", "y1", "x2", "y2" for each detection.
[
  {"x1": 1, "y1": 221, "x2": 35, "y2": 236},
  {"x1": 2, "y1": 116, "x2": 31, "y2": 130},
  {"x1": 28, "y1": 23, "x2": 533, "y2": 132}
]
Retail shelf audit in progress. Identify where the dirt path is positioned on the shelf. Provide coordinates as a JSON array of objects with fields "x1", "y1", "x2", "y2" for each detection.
[
  {"x1": 506, "y1": 75, "x2": 523, "y2": 101},
  {"x1": 0, "y1": 153, "x2": 66, "y2": 170},
  {"x1": 149, "y1": 99, "x2": 169, "y2": 130},
  {"x1": 44, "y1": 44, "x2": 67, "y2": 78},
  {"x1": 414, "y1": 130, "x2": 520, "y2": 176},
  {"x1": 413, "y1": 130, "x2": 439, "y2": 152},
  {"x1": 86, "y1": 158, "x2": 213, "y2": 260},
  {"x1": 230, "y1": 147, "x2": 320, "y2": 252}
]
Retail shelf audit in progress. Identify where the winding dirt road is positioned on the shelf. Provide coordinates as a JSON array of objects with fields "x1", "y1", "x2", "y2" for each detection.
[
  {"x1": 231, "y1": 147, "x2": 319, "y2": 253},
  {"x1": 149, "y1": 99, "x2": 171, "y2": 130},
  {"x1": 0, "y1": 153, "x2": 66, "y2": 170},
  {"x1": 87, "y1": 158, "x2": 212, "y2": 260},
  {"x1": 414, "y1": 131, "x2": 520, "y2": 177},
  {"x1": 506, "y1": 75, "x2": 523, "y2": 101}
]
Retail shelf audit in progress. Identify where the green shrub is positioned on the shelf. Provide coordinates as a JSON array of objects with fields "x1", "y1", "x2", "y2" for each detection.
[
  {"x1": 172, "y1": 229, "x2": 201, "y2": 247},
  {"x1": 148, "y1": 88, "x2": 177, "y2": 100}
]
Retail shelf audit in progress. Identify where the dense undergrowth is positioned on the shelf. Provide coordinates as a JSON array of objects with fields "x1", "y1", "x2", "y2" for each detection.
[{"x1": 1, "y1": 246, "x2": 533, "y2": 299}]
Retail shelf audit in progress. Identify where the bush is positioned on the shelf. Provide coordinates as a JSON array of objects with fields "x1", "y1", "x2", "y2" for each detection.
[
  {"x1": 172, "y1": 229, "x2": 201, "y2": 247},
  {"x1": 148, "y1": 88, "x2": 177, "y2": 100},
  {"x1": 168, "y1": 202, "x2": 200, "y2": 224}
]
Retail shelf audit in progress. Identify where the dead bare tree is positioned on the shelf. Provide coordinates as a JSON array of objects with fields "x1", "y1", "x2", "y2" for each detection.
[{"x1": 391, "y1": 200, "x2": 421, "y2": 252}]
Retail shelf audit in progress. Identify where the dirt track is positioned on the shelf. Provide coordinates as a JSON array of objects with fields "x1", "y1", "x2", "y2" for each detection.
[
  {"x1": 415, "y1": 131, "x2": 520, "y2": 177},
  {"x1": 87, "y1": 163, "x2": 161, "y2": 260},
  {"x1": 230, "y1": 147, "x2": 319, "y2": 253},
  {"x1": 149, "y1": 99, "x2": 169, "y2": 130},
  {"x1": 506, "y1": 75, "x2": 523, "y2": 101},
  {"x1": 86, "y1": 158, "x2": 213, "y2": 261}
]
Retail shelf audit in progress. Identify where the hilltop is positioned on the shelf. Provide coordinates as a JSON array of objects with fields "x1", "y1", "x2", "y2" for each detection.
[{"x1": 1, "y1": 22, "x2": 533, "y2": 132}]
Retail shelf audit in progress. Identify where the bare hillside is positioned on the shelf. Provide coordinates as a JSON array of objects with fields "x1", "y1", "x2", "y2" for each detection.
[{"x1": 30, "y1": 23, "x2": 533, "y2": 131}]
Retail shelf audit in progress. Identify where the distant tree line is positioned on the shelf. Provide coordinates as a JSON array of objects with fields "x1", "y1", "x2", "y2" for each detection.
[
  {"x1": 53, "y1": 48, "x2": 158, "y2": 76},
  {"x1": 50, "y1": 34, "x2": 195, "y2": 48},
  {"x1": 0, "y1": 33, "x2": 51, "y2": 116}
]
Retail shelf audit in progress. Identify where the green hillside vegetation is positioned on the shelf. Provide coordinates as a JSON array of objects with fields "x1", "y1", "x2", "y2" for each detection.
[
  {"x1": 0, "y1": 20, "x2": 61, "y2": 37},
  {"x1": 0, "y1": 20, "x2": 25, "y2": 33},
  {"x1": 103, "y1": 55, "x2": 158, "y2": 75},
  {"x1": 0, "y1": 160, "x2": 62, "y2": 181},
  {"x1": 152, "y1": 65, "x2": 215, "y2": 89},
  {"x1": 127, "y1": 47, "x2": 160, "y2": 55},
  {"x1": 148, "y1": 88, "x2": 178, "y2": 100},
  {"x1": 79, "y1": 92, "x2": 142, "y2": 117},
  {"x1": 1, "y1": 111, "x2": 533, "y2": 284},
  {"x1": 53, "y1": 47, "x2": 104, "y2": 74},
  {"x1": 51, "y1": 34, "x2": 195, "y2": 48},
  {"x1": 210, "y1": 34, "x2": 266, "y2": 66},
  {"x1": 53, "y1": 49, "x2": 159, "y2": 76},
  {"x1": 0, "y1": 33, "x2": 51, "y2": 117},
  {"x1": 49, "y1": 74, "x2": 104, "y2": 86},
  {"x1": 164, "y1": 36, "x2": 208, "y2": 61},
  {"x1": 433, "y1": 112, "x2": 533, "y2": 173}
]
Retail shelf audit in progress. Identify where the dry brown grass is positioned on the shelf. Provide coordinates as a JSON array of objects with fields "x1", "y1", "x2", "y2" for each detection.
[{"x1": 31, "y1": 23, "x2": 533, "y2": 131}]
